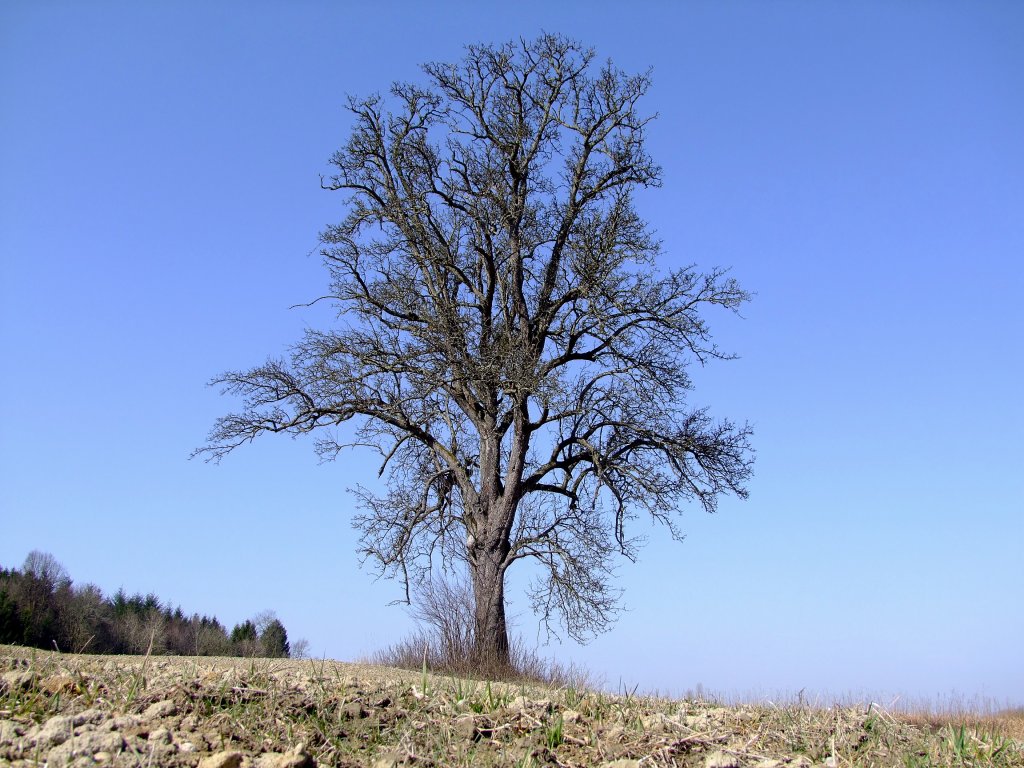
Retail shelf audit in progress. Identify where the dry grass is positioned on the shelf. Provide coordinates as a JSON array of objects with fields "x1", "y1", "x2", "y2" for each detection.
[
  {"x1": 369, "y1": 575, "x2": 589, "y2": 687},
  {"x1": 2, "y1": 646, "x2": 1021, "y2": 767},
  {"x1": 370, "y1": 630, "x2": 587, "y2": 689},
  {"x1": 897, "y1": 707, "x2": 1024, "y2": 744}
]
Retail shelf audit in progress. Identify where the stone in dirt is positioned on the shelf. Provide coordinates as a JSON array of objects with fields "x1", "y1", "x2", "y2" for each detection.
[
  {"x1": 705, "y1": 751, "x2": 741, "y2": 768},
  {"x1": 144, "y1": 699, "x2": 178, "y2": 719},
  {"x1": 600, "y1": 760, "x2": 642, "y2": 768},
  {"x1": 453, "y1": 717, "x2": 478, "y2": 741},
  {"x1": 342, "y1": 702, "x2": 366, "y2": 719},
  {"x1": 41, "y1": 674, "x2": 76, "y2": 694},
  {"x1": 1, "y1": 669, "x2": 34, "y2": 693},
  {"x1": 640, "y1": 712, "x2": 673, "y2": 731},
  {"x1": 0, "y1": 720, "x2": 23, "y2": 742},
  {"x1": 47, "y1": 731, "x2": 126, "y2": 764},
  {"x1": 74, "y1": 709, "x2": 107, "y2": 727},
  {"x1": 32, "y1": 714, "x2": 75, "y2": 747},
  {"x1": 103, "y1": 714, "x2": 141, "y2": 731},
  {"x1": 256, "y1": 743, "x2": 316, "y2": 768},
  {"x1": 372, "y1": 750, "x2": 410, "y2": 768},
  {"x1": 199, "y1": 750, "x2": 245, "y2": 768}
]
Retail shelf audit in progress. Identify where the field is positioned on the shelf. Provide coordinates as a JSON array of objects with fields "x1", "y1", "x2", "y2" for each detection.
[{"x1": 1, "y1": 647, "x2": 1021, "y2": 767}]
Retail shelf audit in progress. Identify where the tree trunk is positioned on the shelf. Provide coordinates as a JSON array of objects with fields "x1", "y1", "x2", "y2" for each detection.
[{"x1": 469, "y1": 551, "x2": 510, "y2": 670}]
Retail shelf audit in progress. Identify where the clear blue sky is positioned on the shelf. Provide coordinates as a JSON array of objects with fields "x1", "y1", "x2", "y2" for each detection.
[{"x1": 2, "y1": 2, "x2": 1021, "y2": 707}]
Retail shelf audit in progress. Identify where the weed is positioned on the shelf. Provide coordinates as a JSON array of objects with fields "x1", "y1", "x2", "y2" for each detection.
[
  {"x1": 563, "y1": 682, "x2": 583, "y2": 709},
  {"x1": 948, "y1": 723, "x2": 970, "y2": 761},
  {"x1": 420, "y1": 643, "x2": 430, "y2": 698},
  {"x1": 544, "y1": 713, "x2": 564, "y2": 749}
]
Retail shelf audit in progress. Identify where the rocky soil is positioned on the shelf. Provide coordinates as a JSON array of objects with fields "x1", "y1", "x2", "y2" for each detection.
[{"x1": 2, "y1": 647, "x2": 1020, "y2": 767}]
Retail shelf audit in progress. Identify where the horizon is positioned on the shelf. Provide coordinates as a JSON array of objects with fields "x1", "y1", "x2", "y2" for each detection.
[{"x1": 1, "y1": 2, "x2": 1021, "y2": 708}]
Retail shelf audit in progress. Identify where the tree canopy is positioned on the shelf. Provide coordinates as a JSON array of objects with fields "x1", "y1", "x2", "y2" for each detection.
[{"x1": 200, "y1": 34, "x2": 753, "y2": 667}]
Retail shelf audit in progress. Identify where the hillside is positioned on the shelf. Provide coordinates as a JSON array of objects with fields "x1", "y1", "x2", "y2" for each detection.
[{"x1": 1, "y1": 647, "x2": 1020, "y2": 767}]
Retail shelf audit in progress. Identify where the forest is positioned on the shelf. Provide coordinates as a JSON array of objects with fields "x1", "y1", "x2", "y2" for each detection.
[{"x1": 0, "y1": 551, "x2": 298, "y2": 658}]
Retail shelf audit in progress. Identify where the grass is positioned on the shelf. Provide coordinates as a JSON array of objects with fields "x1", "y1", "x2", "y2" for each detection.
[
  {"x1": 369, "y1": 628, "x2": 588, "y2": 689},
  {"x1": 1, "y1": 645, "x2": 1022, "y2": 767}
]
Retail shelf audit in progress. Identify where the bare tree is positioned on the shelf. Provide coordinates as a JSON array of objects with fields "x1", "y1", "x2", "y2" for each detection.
[
  {"x1": 289, "y1": 637, "x2": 311, "y2": 659},
  {"x1": 198, "y1": 34, "x2": 753, "y2": 668},
  {"x1": 22, "y1": 551, "x2": 70, "y2": 589}
]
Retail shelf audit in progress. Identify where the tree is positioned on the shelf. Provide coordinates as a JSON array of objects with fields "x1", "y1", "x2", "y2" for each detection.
[
  {"x1": 250, "y1": 610, "x2": 290, "y2": 658},
  {"x1": 289, "y1": 637, "x2": 311, "y2": 659},
  {"x1": 199, "y1": 34, "x2": 753, "y2": 669},
  {"x1": 230, "y1": 619, "x2": 257, "y2": 644},
  {"x1": 259, "y1": 618, "x2": 290, "y2": 658},
  {"x1": 0, "y1": 581, "x2": 24, "y2": 646},
  {"x1": 193, "y1": 615, "x2": 232, "y2": 656},
  {"x1": 15, "y1": 551, "x2": 67, "y2": 649},
  {"x1": 22, "y1": 551, "x2": 70, "y2": 588}
]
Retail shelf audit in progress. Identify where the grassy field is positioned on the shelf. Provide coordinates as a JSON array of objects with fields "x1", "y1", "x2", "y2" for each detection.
[{"x1": 1, "y1": 646, "x2": 1021, "y2": 767}]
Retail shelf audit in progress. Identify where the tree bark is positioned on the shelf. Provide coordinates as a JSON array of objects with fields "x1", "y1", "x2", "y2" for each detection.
[{"x1": 469, "y1": 548, "x2": 510, "y2": 669}]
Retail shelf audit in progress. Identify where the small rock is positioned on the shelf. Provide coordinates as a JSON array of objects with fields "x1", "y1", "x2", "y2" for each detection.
[
  {"x1": 41, "y1": 674, "x2": 76, "y2": 694},
  {"x1": 179, "y1": 740, "x2": 198, "y2": 753},
  {"x1": 199, "y1": 750, "x2": 245, "y2": 768},
  {"x1": 705, "y1": 751, "x2": 741, "y2": 768},
  {"x1": 1, "y1": 670, "x2": 33, "y2": 693},
  {"x1": 372, "y1": 751, "x2": 408, "y2": 768},
  {"x1": 256, "y1": 743, "x2": 315, "y2": 768},
  {"x1": 148, "y1": 727, "x2": 172, "y2": 744},
  {"x1": 342, "y1": 702, "x2": 366, "y2": 719},
  {"x1": 454, "y1": 716, "x2": 478, "y2": 741},
  {"x1": 144, "y1": 699, "x2": 178, "y2": 719},
  {"x1": 94, "y1": 751, "x2": 113, "y2": 763},
  {"x1": 641, "y1": 712, "x2": 671, "y2": 731},
  {"x1": 258, "y1": 753, "x2": 303, "y2": 768},
  {"x1": 33, "y1": 714, "x2": 75, "y2": 747},
  {"x1": 47, "y1": 731, "x2": 125, "y2": 764},
  {"x1": 509, "y1": 695, "x2": 551, "y2": 713},
  {"x1": 601, "y1": 725, "x2": 625, "y2": 742},
  {"x1": 0, "y1": 720, "x2": 23, "y2": 743},
  {"x1": 103, "y1": 714, "x2": 140, "y2": 731},
  {"x1": 601, "y1": 761, "x2": 641, "y2": 768},
  {"x1": 74, "y1": 708, "x2": 106, "y2": 726}
]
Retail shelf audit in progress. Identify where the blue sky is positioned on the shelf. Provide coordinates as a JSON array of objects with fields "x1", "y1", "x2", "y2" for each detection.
[{"x1": 2, "y1": 2, "x2": 1021, "y2": 707}]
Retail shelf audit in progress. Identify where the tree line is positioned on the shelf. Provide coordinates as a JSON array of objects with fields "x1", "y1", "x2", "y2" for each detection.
[{"x1": 0, "y1": 551, "x2": 302, "y2": 658}]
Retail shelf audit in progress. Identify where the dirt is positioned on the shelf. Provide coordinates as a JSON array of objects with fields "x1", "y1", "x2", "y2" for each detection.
[{"x1": 1, "y1": 647, "x2": 1021, "y2": 767}]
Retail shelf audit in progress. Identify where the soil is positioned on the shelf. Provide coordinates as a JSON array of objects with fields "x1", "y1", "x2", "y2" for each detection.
[{"x1": 1, "y1": 647, "x2": 1021, "y2": 767}]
